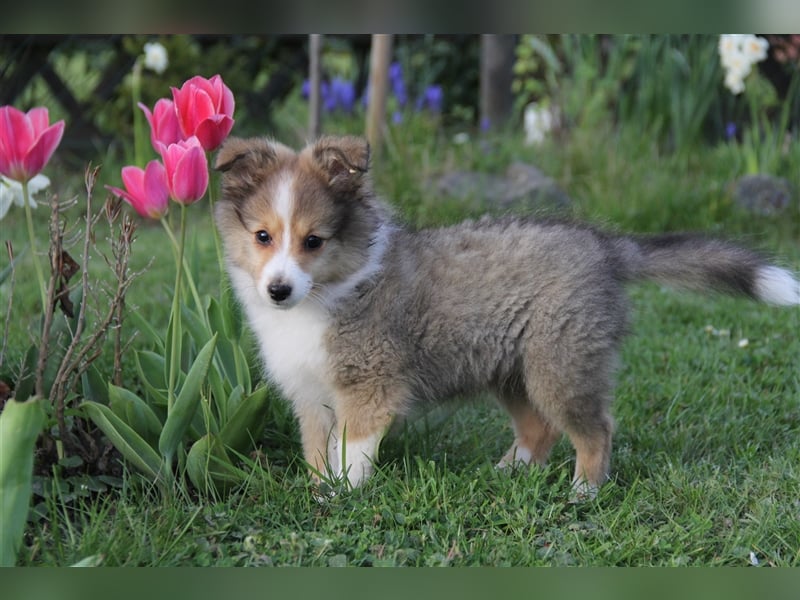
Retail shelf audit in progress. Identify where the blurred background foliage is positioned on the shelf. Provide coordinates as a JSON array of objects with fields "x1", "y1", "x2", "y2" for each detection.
[{"x1": 2, "y1": 34, "x2": 798, "y2": 161}]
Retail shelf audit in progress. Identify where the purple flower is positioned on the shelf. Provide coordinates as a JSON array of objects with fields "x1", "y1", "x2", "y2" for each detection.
[
  {"x1": 330, "y1": 77, "x2": 356, "y2": 113},
  {"x1": 389, "y1": 62, "x2": 407, "y2": 107},
  {"x1": 389, "y1": 62, "x2": 403, "y2": 86},
  {"x1": 305, "y1": 78, "x2": 357, "y2": 113},
  {"x1": 725, "y1": 121, "x2": 737, "y2": 141},
  {"x1": 416, "y1": 85, "x2": 443, "y2": 113},
  {"x1": 321, "y1": 81, "x2": 336, "y2": 112},
  {"x1": 392, "y1": 111, "x2": 403, "y2": 124}
]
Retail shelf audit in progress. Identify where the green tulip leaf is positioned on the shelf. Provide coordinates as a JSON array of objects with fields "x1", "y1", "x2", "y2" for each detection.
[
  {"x1": 186, "y1": 433, "x2": 248, "y2": 494},
  {"x1": 181, "y1": 303, "x2": 211, "y2": 349},
  {"x1": 81, "y1": 401, "x2": 163, "y2": 483},
  {"x1": 219, "y1": 385, "x2": 271, "y2": 455},
  {"x1": 135, "y1": 351, "x2": 168, "y2": 406},
  {"x1": 128, "y1": 310, "x2": 165, "y2": 352},
  {"x1": 108, "y1": 384, "x2": 163, "y2": 449},
  {"x1": 81, "y1": 364, "x2": 109, "y2": 405},
  {"x1": 158, "y1": 334, "x2": 217, "y2": 462},
  {"x1": 0, "y1": 399, "x2": 46, "y2": 566},
  {"x1": 207, "y1": 296, "x2": 230, "y2": 338}
]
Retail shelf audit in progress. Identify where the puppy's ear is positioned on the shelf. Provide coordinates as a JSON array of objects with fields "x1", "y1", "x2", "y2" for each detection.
[
  {"x1": 214, "y1": 136, "x2": 279, "y2": 172},
  {"x1": 214, "y1": 137, "x2": 279, "y2": 202},
  {"x1": 311, "y1": 136, "x2": 370, "y2": 194}
]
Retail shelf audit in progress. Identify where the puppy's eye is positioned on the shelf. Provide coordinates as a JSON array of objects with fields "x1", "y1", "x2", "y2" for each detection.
[
  {"x1": 304, "y1": 235, "x2": 324, "y2": 251},
  {"x1": 255, "y1": 230, "x2": 272, "y2": 245}
]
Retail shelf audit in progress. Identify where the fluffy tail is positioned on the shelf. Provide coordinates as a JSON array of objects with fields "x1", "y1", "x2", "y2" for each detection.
[{"x1": 617, "y1": 233, "x2": 800, "y2": 306}]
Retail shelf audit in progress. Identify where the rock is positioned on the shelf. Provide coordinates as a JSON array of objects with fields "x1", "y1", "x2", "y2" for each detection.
[
  {"x1": 430, "y1": 162, "x2": 571, "y2": 215},
  {"x1": 501, "y1": 162, "x2": 571, "y2": 213},
  {"x1": 733, "y1": 174, "x2": 794, "y2": 216},
  {"x1": 433, "y1": 170, "x2": 492, "y2": 201}
]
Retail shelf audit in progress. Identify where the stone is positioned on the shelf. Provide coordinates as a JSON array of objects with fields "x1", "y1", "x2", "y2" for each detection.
[
  {"x1": 733, "y1": 174, "x2": 794, "y2": 216},
  {"x1": 429, "y1": 162, "x2": 571, "y2": 216}
]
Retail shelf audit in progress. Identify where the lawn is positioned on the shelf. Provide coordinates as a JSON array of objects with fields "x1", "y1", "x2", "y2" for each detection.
[
  {"x1": 19, "y1": 289, "x2": 800, "y2": 566},
  {"x1": 3, "y1": 35, "x2": 800, "y2": 567}
]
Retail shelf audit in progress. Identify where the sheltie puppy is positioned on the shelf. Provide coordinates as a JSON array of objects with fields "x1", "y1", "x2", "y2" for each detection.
[{"x1": 214, "y1": 135, "x2": 799, "y2": 498}]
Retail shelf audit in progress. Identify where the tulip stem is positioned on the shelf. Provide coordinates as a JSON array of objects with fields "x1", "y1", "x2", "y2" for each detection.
[
  {"x1": 21, "y1": 180, "x2": 47, "y2": 313},
  {"x1": 164, "y1": 206, "x2": 184, "y2": 493},
  {"x1": 160, "y1": 217, "x2": 203, "y2": 315},
  {"x1": 132, "y1": 59, "x2": 146, "y2": 168},
  {"x1": 206, "y1": 154, "x2": 226, "y2": 278},
  {"x1": 167, "y1": 204, "x2": 187, "y2": 415}
]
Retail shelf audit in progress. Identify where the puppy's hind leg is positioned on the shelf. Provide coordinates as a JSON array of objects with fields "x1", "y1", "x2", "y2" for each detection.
[
  {"x1": 564, "y1": 416, "x2": 613, "y2": 501},
  {"x1": 496, "y1": 393, "x2": 562, "y2": 469},
  {"x1": 556, "y1": 365, "x2": 616, "y2": 500},
  {"x1": 522, "y1": 335, "x2": 618, "y2": 500}
]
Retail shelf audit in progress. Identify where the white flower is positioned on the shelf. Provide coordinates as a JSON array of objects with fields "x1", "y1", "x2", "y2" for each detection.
[
  {"x1": 718, "y1": 35, "x2": 737, "y2": 55},
  {"x1": 718, "y1": 34, "x2": 745, "y2": 70},
  {"x1": 143, "y1": 42, "x2": 168, "y2": 74},
  {"x1": 0, "y1": 174, "x2": 50, "y2": 220},
  {"x1": 452, "y1": 132, "x2": 470, "y2": 145},
  {"x1": 738, "y1": 338, "x2": 749, "y2": 348},
  {"x1": 524, "y1": 102, "x2": 555, "y2": 146},
  {"x1": 725, "y1": 51, "x2": 751, "y2": 80},
  {"x1": 724, "y1": 70, "x2": 746, "y2": 95},
  {"x1": 718, "y1": 34, "x2": 769, "y2": 95},
  {"x1": 742, "y1": 35, "x2": 769, "y2": 63}
]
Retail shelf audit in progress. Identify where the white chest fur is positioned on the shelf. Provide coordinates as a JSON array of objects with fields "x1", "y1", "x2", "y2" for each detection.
[{"x1": 230, "y1": 267, "x2": 335, "y2": 410}]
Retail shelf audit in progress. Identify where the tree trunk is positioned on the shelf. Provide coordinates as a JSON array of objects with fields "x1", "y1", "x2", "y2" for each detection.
[
  {"x1": 480, "y1": 34, "x2": 516, "y2": 131},
  {"x1": 308, "y1": 34, "x2": 323, "y2": 139},
  {"x1": 365, "y1": 34, "x2": 393, "y2": 152}
]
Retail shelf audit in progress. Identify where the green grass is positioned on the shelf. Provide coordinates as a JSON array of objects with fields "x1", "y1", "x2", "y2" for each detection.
[
  {"x1": 19, "y1": 282, "x2": 800, "y2": 566},
  {"x1": 5, "y1": 109, "x2": 800, "y2": 566}
]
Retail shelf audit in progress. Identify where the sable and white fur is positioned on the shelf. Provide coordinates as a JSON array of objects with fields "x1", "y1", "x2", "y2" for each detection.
[{"x1": 214, "y1": 135, "x2": 800, "y2": 497}]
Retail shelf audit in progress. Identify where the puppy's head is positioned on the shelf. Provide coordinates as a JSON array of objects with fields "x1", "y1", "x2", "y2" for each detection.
[{"x1": 214, "y1": 135, "x2": 381, "y2": 309}]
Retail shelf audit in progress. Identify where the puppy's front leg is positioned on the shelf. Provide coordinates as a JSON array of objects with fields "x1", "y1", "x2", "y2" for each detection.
[
  {"x1": 333, "y1": 384, "x2": 404, "y2": 488},
  {"x1": 296, "y1": 404, "x2": 336, "y2": 482},
  {"x1": 339, "y1": 430, "x2": 383, "y2": 488}
]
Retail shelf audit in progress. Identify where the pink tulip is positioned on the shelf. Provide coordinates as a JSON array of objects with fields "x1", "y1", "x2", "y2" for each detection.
[
  {"x1": 157, "y1": 136, "x2": 209, "y2": 204},
  {"x1": 0, "y1": 106, "x2": 65, "y2": 183},
  {"x1": 171, "y1": 74, "x2": 234, "y2": 151},
  {"x1": 139, "y1": 98, "x2": 183, "y2": 151},
  {"x1": 106, "y1": 160, "x2": 170, "y2": 219}
]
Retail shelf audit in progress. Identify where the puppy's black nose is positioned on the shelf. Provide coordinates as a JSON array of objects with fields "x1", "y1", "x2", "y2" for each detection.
[{"x1": 267, "y1": 282, "x2": 293, "y2": 303}]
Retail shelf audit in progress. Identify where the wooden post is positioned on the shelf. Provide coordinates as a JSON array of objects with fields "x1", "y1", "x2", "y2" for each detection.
[
  {"x1": 308, "y1": 34, "x2": 323, "y2": 139},
  {"x1": 365, "y1": 34, "x2": 393, "y2": 151},
  {"x1": 480, "y1": 34, "x2": 516, "y2": 131}
]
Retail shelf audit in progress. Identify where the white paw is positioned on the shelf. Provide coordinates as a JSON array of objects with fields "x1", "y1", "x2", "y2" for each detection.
[
  {"x1": 339, "y1": 432, "x2": 382, "y2": 489},
  {"x1": 495, "y1": 444, "x2": 533, "y2": 470},
  {"x1": 569, "y1": 480, "x2": 598, "y2": 503}
]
